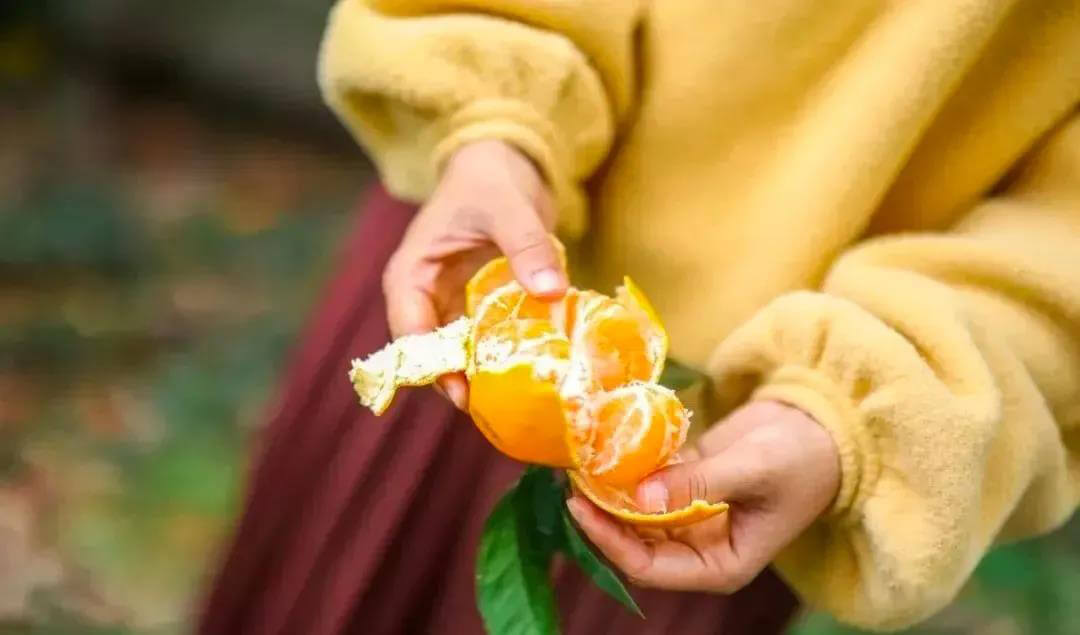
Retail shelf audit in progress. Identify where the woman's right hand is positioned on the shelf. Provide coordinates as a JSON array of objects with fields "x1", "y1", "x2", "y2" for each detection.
[{"x1": 382, "y1": 140, "x2": 568, "y2": 410}]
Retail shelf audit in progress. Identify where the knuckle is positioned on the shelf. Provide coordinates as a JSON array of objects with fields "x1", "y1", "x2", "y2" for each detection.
[
  {"x1": 617, "y1": 556, "x2": 655, "y2": 589},
  {"x1": 750, "y1": 453, "x2": 781, "y2": 484},
  {"x1": 688, "y1": 469, "x2": 711, "y2": 503},
  {"x1": 753, "y1": 423, "x2": 790, "y2": 448},
  {"x1": 623, "y1": 569, "x2": 653, "y2": 589},
  {"x1": 455, "y1": 204, "x2": 491, "y2": 230},
  {"x1": 741, "y1": 438, "x2": 783, "y2": 483},
  {"x1": 505, "y1": 230, "x2": 551, "y2": 259},
  {"x1": 445, "y1": 178, "x2": 513, "y2": 220},
  {"x1": 462, "y1": 171, "x2": 505, "y2": 196}
]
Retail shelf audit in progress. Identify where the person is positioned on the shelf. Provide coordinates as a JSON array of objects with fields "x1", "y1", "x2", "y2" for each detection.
[{"x1": 199, "y1": 1, "x2": 1080, "y2": 633}]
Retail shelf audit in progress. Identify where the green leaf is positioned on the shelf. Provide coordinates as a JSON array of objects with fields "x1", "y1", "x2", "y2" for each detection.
[
  {"x1": 475, "y1": 468, "x2": 644, "y2": 633},
  {"x1": 517, "y1": 467, "x2": 565, "y2": 554},
  {"x1": 976, "y1": 544, "x2": 1042, "y2": 591},
  {"x1": 476, "y1": 476, "x2": 560, "y2": 635},
  {"x1": 658, "y1": 358, "x2": 705, "y2": 391},
  {"x1": 560, "y1": 508, "x2": 643, "y2": 618}
]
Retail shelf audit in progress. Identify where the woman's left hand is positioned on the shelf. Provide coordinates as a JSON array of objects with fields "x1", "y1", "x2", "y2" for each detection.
[{"x1": 567, "y1": 400, "x2": 840, "y2": 594}]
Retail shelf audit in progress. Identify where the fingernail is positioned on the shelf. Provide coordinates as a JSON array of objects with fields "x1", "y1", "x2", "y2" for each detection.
[
  {"x1": 566, "y1": 498, "x2": 585, "y2": 521},
  {"x1": 637, "y1": 480, "x2": 669, "y2": 514},
  {"x1": 446, "y1": 382, "x2": 468, "y2": 410},
  {"x1": 530, "y1": 268, "x2": 562, "y2": 295}
]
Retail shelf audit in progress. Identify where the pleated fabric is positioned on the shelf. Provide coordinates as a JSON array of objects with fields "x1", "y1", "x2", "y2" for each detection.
[{"x1": 197, "y1": 185, "x2": 799, "y2": 635}]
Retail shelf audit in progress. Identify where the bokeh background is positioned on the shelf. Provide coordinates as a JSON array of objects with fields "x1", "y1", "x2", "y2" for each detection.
[{"x1": 2, "y1": 2, "x2": 1078, "y2": 634}]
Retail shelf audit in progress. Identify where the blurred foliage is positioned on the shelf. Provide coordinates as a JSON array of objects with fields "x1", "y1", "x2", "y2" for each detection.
[
  {"x1": 1, "y1": 3, "x2": 363, "y2": 630},
  {"x1": 2, "y1": 1, "x2": 1078, "y2": 634},
  {"x1": 0, "y1": 187, "x2": 147, "y2": 275},
  {"x1": 0, "y1": 176, "x2": 356, "y2": 631}
]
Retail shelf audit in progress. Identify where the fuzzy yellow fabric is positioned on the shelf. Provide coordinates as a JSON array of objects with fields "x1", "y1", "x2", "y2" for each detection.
[{"x1": 317, "y1": 0, "x2": 1080, "y2": 629}]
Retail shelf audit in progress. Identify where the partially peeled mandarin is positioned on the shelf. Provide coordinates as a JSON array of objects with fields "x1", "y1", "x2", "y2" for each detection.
[{"x1": 349, "y1": 248, "x2": 727, "y2": 528}]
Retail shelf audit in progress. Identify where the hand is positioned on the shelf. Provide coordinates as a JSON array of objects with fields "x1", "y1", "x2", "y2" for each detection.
[
  {"x1": 566, "y1": 400, "x2": 840, "y2": 593},
  {"x1": 382, "y1": 140, "x2": 567, "y2": 409}
]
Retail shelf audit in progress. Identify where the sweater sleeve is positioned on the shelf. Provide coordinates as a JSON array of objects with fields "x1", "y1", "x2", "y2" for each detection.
[
  {"x1": 708, "y1": 110, "x2": 1080, "y2": 630},
  {"x1": 316, "y1": 0, "x2": 643, "y2": 238}
]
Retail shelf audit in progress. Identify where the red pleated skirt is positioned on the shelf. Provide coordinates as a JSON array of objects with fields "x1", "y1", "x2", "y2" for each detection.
[{"x1": 197, "y1": 185, "x2": 799, "y2": 634}]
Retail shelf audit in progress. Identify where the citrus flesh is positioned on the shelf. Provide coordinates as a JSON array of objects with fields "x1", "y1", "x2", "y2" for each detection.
[{"x1": 349, "y1": 256, "x2": 727, "y2": 528}]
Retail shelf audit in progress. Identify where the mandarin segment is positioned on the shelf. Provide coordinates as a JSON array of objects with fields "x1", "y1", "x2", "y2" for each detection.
[
  {"x1": 616, "y1": 276, "x2": 668, "y2": 382},
  {"x1": 575, "y1": 383, "x2": 688, "y2": 488},
  {"x1": 464, "y1": 257, "x2": 513, "y2": 316},
  {"x1": 465, "y1": 237, "x2": 567, "y2": 317},
  {"x1": 580, "y1": 304, "x2": 655, "y2": 391},
  {"x1": 562, "y1": 288, "x2": 664, "y2": 391},
  {"x1": 471, "y1": 283, "x2": 558, "y2": 336}
]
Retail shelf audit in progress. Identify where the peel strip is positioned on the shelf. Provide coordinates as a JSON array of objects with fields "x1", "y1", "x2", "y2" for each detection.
[
  {"x1": 349, "y1": 316, "x2": 471, "y2": 415},
  {"x1": 568, "y1": 470, "x2": 728, "y2": 529}
]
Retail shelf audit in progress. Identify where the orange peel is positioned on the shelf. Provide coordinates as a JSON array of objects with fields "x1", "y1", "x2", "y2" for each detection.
[
  {"x1": 568, "y1": 471, "x2": 729, "y2": 528},
  {"x1": 349, "y1": 252, "x2": 727, "y2": 529}
]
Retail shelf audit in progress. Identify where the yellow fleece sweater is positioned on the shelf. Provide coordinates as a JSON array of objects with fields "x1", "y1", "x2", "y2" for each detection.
[{"x1": 317, "y1": 0, "x2": 1080, "y2": 629}]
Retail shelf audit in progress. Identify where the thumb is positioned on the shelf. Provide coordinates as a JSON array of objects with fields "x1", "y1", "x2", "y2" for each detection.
[
  {"x1": 635, "y1": 454, "x2": 754, "y2": 513},
  {"x1": 487, "y1": 205, "x2": 567, "y2": 299}
]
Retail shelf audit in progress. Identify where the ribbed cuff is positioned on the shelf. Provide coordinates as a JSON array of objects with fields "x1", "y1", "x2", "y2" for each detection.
[{"x1": 752, "y1": 365, "x2": 879, "y2": 522}]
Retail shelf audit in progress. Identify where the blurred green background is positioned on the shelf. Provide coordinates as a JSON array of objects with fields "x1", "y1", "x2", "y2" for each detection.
[{"x1": 1, "y1": 2, "x2": 1077, "y2": 634}]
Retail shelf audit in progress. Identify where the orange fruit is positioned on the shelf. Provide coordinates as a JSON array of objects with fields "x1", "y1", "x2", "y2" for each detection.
[
  {"x1": 573, "y1": 383, "x2": 688, "y2": 488},
  {"x1": 349, "y1": 251, "x2": 727, "y2": 528}
]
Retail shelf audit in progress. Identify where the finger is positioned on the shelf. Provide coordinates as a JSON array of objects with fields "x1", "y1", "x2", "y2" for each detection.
[
  {"x1": 695, "y1": 401, "x2": 791, "y2": 457},
  {"x1": 438, "y1": 290, "x2": 466, "y2": 324},
  {"x1": 651, "y1": 465, "x2": 795, "y2": 593},
  {"x1": 635, "y1": 452, "x2": 759, "y2": 513},
  {"x1": 436, "y1": 372, "x2": 469, "y2": 410},
  {"x1": 723, "y1": 506, "x2": 792, "y2": 592},
  {"x1": 431, "y1": 381, "x2": 456, "y2": 408},
  {"x1": 384, "y1": 281, "x2": 440, "y2": 339},
  {"x1": 387, "y1": 287, "x2": 440, "y2": 338},
  {"x1": 487, "y1": 208, "x2": 567, "y2": 299},
  {"x1": 431, "y1": 249, "x2": 485, "y2": 322},
  {"x1": 566, "y1": 496, "x2": 717, "y2": 592},
  {"x1": 565, "y1": 496, "x2": 652, "y2": 579}
]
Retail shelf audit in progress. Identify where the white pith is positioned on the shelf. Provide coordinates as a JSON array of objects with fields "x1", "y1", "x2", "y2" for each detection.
[{"x1": 348, "y1": 316, "x2": 471, "y2": 414}]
